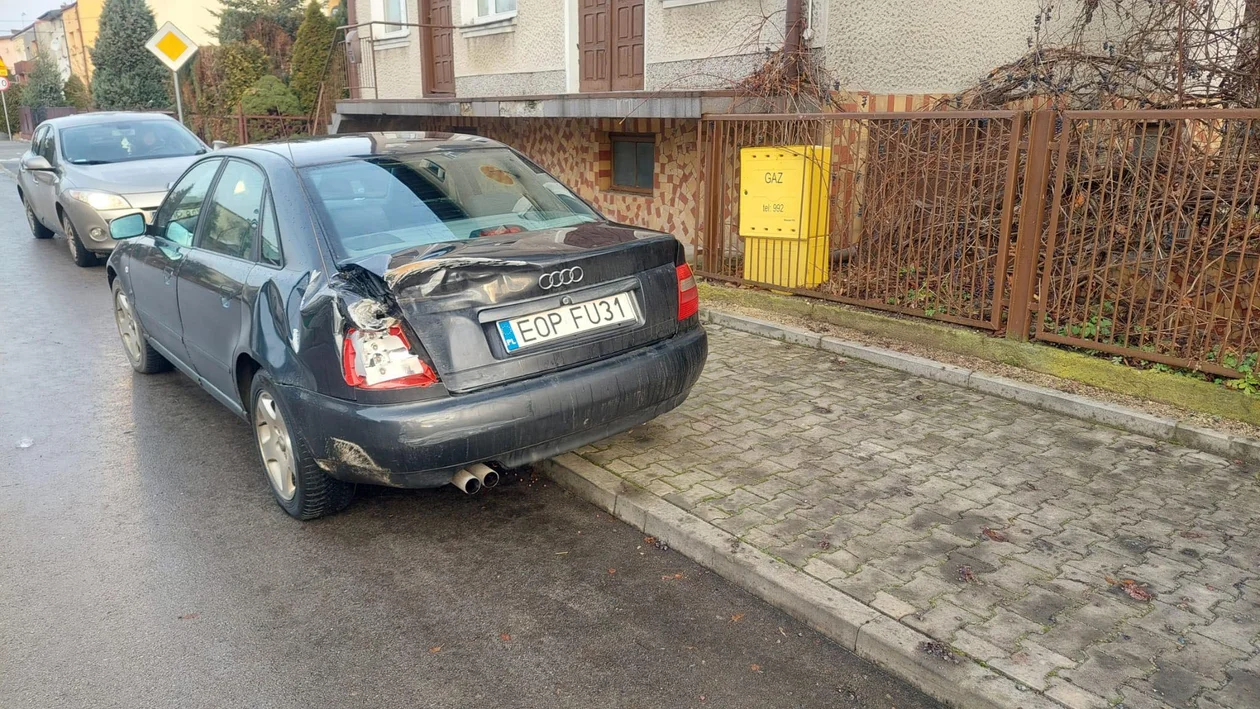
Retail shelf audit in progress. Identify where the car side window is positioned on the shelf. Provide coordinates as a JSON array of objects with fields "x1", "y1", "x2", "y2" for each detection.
[
  {"x1": 155, "y1": 159, "x2": 222, "y2": 248},
  {"x1": 30, "y1": 127, "x2": 47, "y2": 157},
  {"x1": 200, "y1": 160, "x2": 266, "y2": 261},
  {"x1": 259, "y1": 194, "x2": 282, "y2": 266}
]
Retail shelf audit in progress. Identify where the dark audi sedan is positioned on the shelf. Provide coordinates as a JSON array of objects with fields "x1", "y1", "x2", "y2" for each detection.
[{"x1": 106, "y1": 132, "x2": 707, "y2": 519}]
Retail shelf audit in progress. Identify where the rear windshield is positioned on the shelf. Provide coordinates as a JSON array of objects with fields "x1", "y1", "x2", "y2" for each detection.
[
  {"x1": 301, "y1": 148, "x2": 600, "y2": 259},
  {"x1": 60, "y1": 119, "x2": 205, "y2": 165}
]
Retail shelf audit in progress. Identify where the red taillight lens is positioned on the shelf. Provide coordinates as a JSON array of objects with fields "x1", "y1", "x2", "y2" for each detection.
[
  {"x1": 341, "y1": 325, "x2": 439, "y2": 390},
  {"x1": 676, "y1": 263, "x2": 699, "y2": 320}
]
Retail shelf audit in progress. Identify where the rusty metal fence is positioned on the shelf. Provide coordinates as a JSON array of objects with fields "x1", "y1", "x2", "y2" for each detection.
[
  {"x1": 698, "y1": 108, "x2": 1260, "y2": 378},
  {"x1": 1036, "y1": 110, "x2": 1260, "y2": 378},
  {"x1": 700, "y1": 111, "x2": 1025, "y2": 330},
  {"x1": 185, "y1": 111, "x2": 313, "y2": 146}
]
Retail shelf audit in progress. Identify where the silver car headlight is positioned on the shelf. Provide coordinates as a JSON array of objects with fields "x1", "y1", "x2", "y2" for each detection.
[{"x1": 66, "y1": 190, "x2": 132, "y2": 211}]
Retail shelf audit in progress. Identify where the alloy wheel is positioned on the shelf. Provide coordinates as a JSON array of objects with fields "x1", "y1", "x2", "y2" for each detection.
[
  {"x1": 113, "y1": 290, "x2": 142, "y2": 365},
  {"x1": 254, "y1": 392, "x2": 297, "y2": 501},
  {"x1": 65, "y1": 221, "x2": 80, "y2": 259}
]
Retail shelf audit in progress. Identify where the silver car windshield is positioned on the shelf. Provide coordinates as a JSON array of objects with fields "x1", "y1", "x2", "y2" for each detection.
[
  {"x1": 60, "y1": 120, "x2": 205, "y2": 165},
  {"x1": 301, "y1": 148, "x2": 601, "y2": 259}
]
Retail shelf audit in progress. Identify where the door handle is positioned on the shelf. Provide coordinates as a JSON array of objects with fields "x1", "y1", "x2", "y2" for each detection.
[
  {"x1": 163, "y1": 267, "x2": 176, "y2": 283},
  {"x1": 219, "y1": 287, "x2": 241, "y2": 308}
]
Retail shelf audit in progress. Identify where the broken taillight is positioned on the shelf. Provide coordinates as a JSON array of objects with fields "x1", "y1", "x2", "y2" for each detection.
[
  {"x1": 341, "y1": 325, "x2": 440, "y2": 389},
  {"x1": 676, "y1": 263, "x2": 699, "y2": 320}
]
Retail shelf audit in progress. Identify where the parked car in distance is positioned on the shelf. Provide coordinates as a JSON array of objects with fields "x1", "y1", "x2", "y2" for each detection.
[
  {"x1": 17, "y1": 112, "x2": 220, "y2": 267},
  {"x1": 106, "y1": 132, "x2": 707, "y2": 519}
]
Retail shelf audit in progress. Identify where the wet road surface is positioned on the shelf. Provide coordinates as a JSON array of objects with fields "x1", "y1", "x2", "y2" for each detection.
[{"x1": 0, "y1": 168, "x2": 942, "y2": 709}]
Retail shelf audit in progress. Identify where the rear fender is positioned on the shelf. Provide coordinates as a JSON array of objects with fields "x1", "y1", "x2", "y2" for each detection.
[
  {"x1": 246, "y1": 270, "x2": 326, "y2": 394},
  {"x1": 282, "y1": 265, "x2": 445, "y2": 404}
]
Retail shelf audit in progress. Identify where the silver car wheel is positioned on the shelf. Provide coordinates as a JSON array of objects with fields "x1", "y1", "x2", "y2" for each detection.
[
  {"x1": 113, "y1": 290, "x2": 142, "y2": 365},
  {"x1": 255, "y1": 392, "x2": 297, "y2": 501},
  {"x1": 64, "y1": 219, "x2": 80, "y2": 257}
]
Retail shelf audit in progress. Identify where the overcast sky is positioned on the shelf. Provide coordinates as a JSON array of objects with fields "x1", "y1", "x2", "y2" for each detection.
[{"x1": 1, "y1": 0, "x2": 66, "y2": 35}]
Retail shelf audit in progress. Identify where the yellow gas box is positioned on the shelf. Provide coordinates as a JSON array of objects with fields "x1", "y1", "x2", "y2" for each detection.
[{"x1": 739, "y1": 145, "x2": 832, "y2": 288}]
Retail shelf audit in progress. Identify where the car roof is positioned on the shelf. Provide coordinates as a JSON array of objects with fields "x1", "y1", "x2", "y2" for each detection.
[
  {"x1": 42, "y1": 112, "x2": 180, "y2": 129},
  {"x1": 234, "y1": 132, "x2": 511, "y2": 167}
]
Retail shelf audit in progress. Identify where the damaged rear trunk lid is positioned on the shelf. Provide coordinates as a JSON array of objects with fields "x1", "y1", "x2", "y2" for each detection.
[{"x1": 343, "y1": 223, "x2": 682, "y2": 393}]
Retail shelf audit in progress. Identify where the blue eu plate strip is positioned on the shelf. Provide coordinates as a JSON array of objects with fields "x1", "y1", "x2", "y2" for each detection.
[{"x1": 498, "y1": 320, "x2": 521, "y2": 352}]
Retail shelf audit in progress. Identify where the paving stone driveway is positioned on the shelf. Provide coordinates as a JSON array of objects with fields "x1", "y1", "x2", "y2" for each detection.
[{"x1": 575, "y1": 325, "x2": 1260, "y2": 708}]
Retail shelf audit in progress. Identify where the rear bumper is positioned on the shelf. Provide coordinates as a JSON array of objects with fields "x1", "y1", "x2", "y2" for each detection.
[{"x1": 282, "y1": 326, "x2": 708, "y2": 488}]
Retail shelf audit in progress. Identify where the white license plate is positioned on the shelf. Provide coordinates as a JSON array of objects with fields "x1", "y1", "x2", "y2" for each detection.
[{"x1": 497, "y1": 292, "x2": 637, "y2": 352}]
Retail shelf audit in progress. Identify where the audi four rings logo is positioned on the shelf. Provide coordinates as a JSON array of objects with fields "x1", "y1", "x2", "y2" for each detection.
[{"x1": 539, "y1": 267, "x2": 584, "y2": 289}]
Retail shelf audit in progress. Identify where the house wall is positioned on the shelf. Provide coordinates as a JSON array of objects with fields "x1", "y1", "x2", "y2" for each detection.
[
  {"x1": 455, "y1": 0, "x2": 566, "y2": 97},
  {"x1": 34, "y1": 16, "x2": 73, "y2": 81},
  {"x1": 61, "y1": 5, "x2": 93, "y2": 83},
  {"x1": 76, "y1": 0, "x2": 104, "y2": 67},
  {"x1": 435, "y1": 117, "x2": 701, "y2": 248},
  {"x1": 352, "y1": 0, "x2": 1063, "y2": 100},
  {"x1": 0, "y1": 35, "x2": 27, "y2": 71},
  {"x1": 822, "y1": 0, "x2": 1047, "y2": 95},
  {"x1": 644, "y1": 0, "x2": 787, "y2": 91},
  {"x1": 351, "y1": 0, "x2": 427, "y2": 99}
]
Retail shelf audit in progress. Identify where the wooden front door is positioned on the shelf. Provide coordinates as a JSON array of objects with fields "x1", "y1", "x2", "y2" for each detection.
[
  {"x1": 425, "y1": 0, "x2": 455, "y2": 95},
  {"x1": 610, "y1": 0, "x2": 644, "y2": 91},
  {"x1": 579, "y1": 0, "x2": 611, "y2": 92},
  {"x1": 579, "y1": 0, "x2": 642, "y2": 92}
]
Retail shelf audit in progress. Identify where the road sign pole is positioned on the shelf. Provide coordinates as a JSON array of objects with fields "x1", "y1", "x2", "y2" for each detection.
[
  {"x1": 172, "y1": 70, "x2": 184, "y2": 124},
  {"x1": 2, "y1": 89, "x2": 10, "y2": 140},
  {"x1": 146, "y1": 22, "x2": 197, "y2": 123}
]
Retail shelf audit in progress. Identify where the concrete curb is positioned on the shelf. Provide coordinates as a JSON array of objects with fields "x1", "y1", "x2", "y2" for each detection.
[
  {"x1": 703, "y1": 309, "x2": 1260, "y2": 464},
  {"x1": 541, "y1": 454, "x2": 1062, "y2": 709}
]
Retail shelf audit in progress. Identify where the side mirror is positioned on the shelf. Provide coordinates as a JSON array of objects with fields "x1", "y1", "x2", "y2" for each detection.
[
  {"x1": 211, "y1": 140, "x2": 229, "y2": 150},
  {"x1": 22, "y1": 155, "x2": 53, "y2": 171},
  {"x1": 109, "y1": 213, "x2": 147, "y2": 240}
]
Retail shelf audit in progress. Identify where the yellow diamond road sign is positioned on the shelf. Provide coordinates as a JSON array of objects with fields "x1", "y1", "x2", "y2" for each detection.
[
  {"x1": 0, "y1": 57, "x2": 9, "y2": 77},
  {"x1": 145, "y1": 22, "x2": 198, "y2": 72}
]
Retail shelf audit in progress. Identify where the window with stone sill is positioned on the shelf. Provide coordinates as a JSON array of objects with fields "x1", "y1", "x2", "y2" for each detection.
[{"x1": 372, "y1": 0, "x2": 409, "y2": 39}]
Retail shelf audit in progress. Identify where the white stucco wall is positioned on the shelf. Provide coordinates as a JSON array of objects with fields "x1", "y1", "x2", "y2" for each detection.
[
  {"x1": 645, "y1": 0, "x2": 789, "y2": 91},
  {"x1": 351, "y1": 0, "x2": 1092, "y2": 99},
  {"x1": 823, "y1": 0, "x2": 1049, "y2": 94},
  {"x1": 648, "y1": 0, "x2": 785, "y2": 65},
  {"x1": 454, "y1": 0, "x2": 566, "y2": 95},
  {"x1": 355, "y1": 0, "x2": 426, "y2": 99}
]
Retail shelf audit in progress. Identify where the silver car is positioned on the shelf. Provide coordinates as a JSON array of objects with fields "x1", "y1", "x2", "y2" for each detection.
[{"x1": 17, "y1": 112, "x2": 219, "y2": 267}]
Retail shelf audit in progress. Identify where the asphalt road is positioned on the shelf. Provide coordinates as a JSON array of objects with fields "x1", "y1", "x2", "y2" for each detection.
[
  {"x1": 0, "y1": 139, "x2": 27, "y2": 174},
  {"x1": 0, "y1": 163, "x2": 941, "y2": 709}
]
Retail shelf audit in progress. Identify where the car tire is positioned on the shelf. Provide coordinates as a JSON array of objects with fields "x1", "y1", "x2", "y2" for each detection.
[
  {"x1": 111, "y1": 280, "x2": 172, "y2": 374},
  {"x1": 250, "y1": 371, "x2": 355, "y2": 520},
  {"x1": 62, "y1": 213, "x2": 101, "y2": 267},
  {"x1": 25, "y1": 197, "x2": 54, "y2": 239}
]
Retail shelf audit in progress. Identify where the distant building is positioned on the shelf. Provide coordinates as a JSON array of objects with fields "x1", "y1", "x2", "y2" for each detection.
[
  {"x1": 35, "y1": 8, "x2": 74, "y2": 81},
  {"x1": 1, "y1": 25, "x2": 39, "y2": 83},
  {"x1": 0, "y1": 32, "x2": 30, "y2": 74},
  {"x1": 61, "y1": 4, "x2": 93, "y2": 84}
]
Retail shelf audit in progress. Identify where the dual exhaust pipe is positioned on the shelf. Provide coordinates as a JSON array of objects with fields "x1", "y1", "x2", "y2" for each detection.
[{"x1": 450, "y1": 463, "x2": 499, "y2": 495}]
